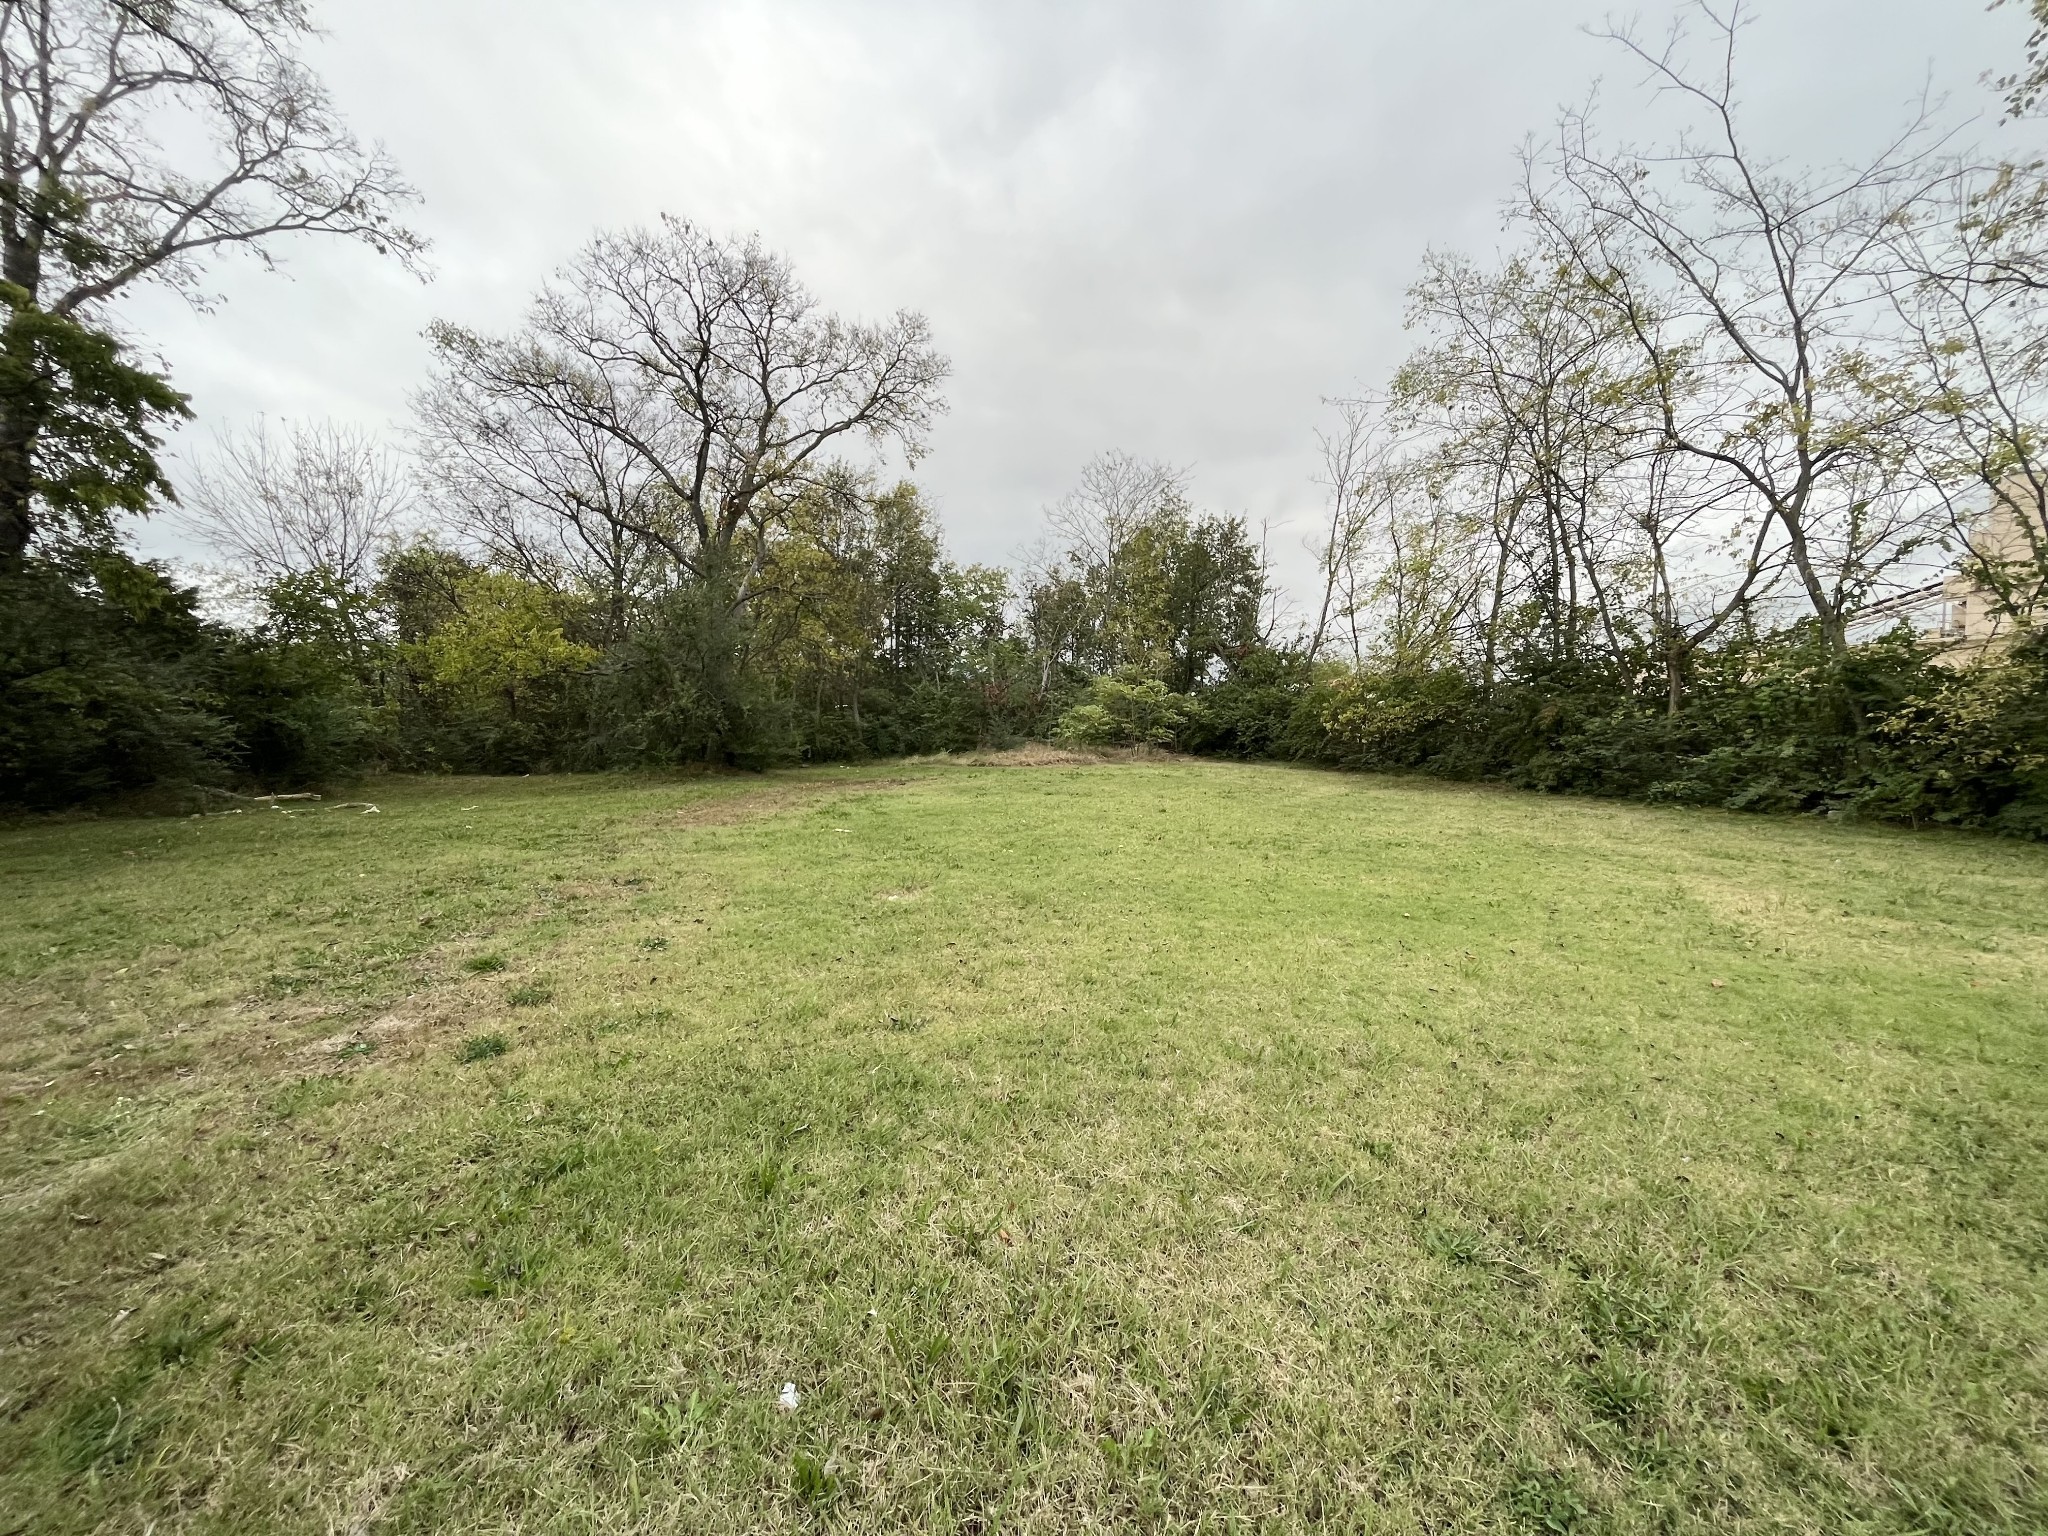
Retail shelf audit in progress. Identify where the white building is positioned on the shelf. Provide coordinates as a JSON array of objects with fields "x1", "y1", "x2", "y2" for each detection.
[{"x1": 1849, "y1": 498, "x2": 2044, "y2": 660}]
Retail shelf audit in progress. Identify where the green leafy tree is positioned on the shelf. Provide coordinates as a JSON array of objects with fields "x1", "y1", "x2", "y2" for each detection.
[
  {"x1": 1029, "y1": 453, "x2": 1266, "y2": 692},
  {"x1": 749, "y1": 477, "x2": 1022, "y2": 756},
  {"x1": 1121, "y1": 508, "x2": 1266, "y2": 693},
  {"x1": 0, "y1": 547, "x2": 227, "y2": 802},
  {"x1": 406, "y1": 572, "x2": 598, "y2": 725},
  {"x1": 0, "y1": 283, "x2": 189, "y2": 552}
]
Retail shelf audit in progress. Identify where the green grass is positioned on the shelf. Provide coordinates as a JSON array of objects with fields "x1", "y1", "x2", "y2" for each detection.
[
  {"x1": 1, "y1": 760, "x2": 2044, "y2": 1533},
  {"x1": 457, "y1": 1033, "x2": 511, "y2": 1064}
]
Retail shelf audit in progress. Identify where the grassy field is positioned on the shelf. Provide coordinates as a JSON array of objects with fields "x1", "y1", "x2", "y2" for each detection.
[{"x1": 1, "y1": 759, "x2": 2045, "y2": 1534}]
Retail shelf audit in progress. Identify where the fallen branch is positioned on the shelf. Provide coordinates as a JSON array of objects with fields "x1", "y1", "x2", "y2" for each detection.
[{"x1": 186, "y1": 785, "x2": 323, "y2": 804}]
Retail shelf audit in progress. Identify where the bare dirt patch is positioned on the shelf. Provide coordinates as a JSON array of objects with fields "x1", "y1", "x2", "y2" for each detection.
[{"x1": 918, "y1": 744, "x2": 1111, "y2": 768}]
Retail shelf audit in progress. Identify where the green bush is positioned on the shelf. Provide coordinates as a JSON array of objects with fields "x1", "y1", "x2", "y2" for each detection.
[
  {"x1": 1177, "y1": 646, "x2": 1334, "y2": 760},
  {"x1": 0, "y1": 549, "x2": 398, "y2": 810},
  {"x1": 1317, "y1": 663, "x2": 1484, "y2": 772},
  {"x1": 1054, "y1": 674, "x2": 1200, "y2": 748},
  {"x1": 0, "y1": 551, "x2": 231, "y2": 806},
  {"x1": 1245, "y1": 623, "x2": 2048, "y2": 839},
  {"x1": 1861, "y1": 629, "x2": 2048, "y2": 835}
]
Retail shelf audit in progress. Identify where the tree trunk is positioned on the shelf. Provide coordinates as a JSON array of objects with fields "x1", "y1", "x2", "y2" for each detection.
[
  {"x1": 606, "y1": 525, "x2": 628, "y2": 643},
  {"x1": 0, "y1": 286, "x2": 43, "y2": 565},
  {"x1": 0, "y1": 213, "x2": 47, "y2": 566},
  {"x1": 1781, "y1": 518, "x2": 1851, "y2": 661},
  {"x1": 0, "y1": 396, "x2": 35, "y2": 567}
]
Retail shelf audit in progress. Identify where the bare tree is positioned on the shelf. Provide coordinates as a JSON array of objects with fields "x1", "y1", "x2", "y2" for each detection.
[
  {"x1": 414, "y1": 355, "x2": 669, "y2": 645},
  {"x1": 1523, "y1": 0, "x2": 1961, "y2": 659},
  {"x1": 1041, "y1": 450, "x2": 1186, "y2": 576},
  {"x1": 0, "y1": 0, "x2": 424, "y2": 562},
  {"x1": 1890, "y1": 168, "x2": 2048, "y2": 625},
  {"x1": 1307, "y1": 399, "x2": 1374, "y2": 664},
  {"x1": 418, "y1": 217, "x2": 949, "y2": 607},
  {"x1": 177, "y1": 417, "x2": 412, "y2": 587}
]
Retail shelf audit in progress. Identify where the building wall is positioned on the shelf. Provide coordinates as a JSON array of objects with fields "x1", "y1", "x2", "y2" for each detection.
[{"x1": 1939, "y1": 494, "x2": 2045, "y2": 660}]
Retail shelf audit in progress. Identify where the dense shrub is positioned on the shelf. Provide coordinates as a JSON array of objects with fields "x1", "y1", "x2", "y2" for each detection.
[
  {"x1": 1177, "y1": 648, "x2": 1332, "y2": 760},
  {"x1": 1861, "y1": 631, "x2": 2048, "y2": 836},
  {"x1": 0, "y1": 551, "x2": 230, "y2": 806},
  {"x1": 1054, "y1": 674, "x2": 1200, "y2": 748},
  {"x1": 0, "y1": 549, "x2": 372, "y2": 808},
  {"x1": 1278, "y1": 625, "x2": 2048, "y2": 838}
]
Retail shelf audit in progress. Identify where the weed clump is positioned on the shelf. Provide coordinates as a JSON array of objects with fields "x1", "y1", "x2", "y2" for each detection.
[
  {"x1": 1506, "y1": 1468, "x2": 1595, "y2": 1533},
  {"x1": 457, "y1": 1033, "x2": 509, "y2": 1063}
]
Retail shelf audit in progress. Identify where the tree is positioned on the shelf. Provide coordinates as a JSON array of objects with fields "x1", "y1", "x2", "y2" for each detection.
[
  {"x1": 180, "y1": 418, "x2": 414, "y2": 588},
  {"x1": 1888, "y1": 168, "x2": 2048, "y2": 627},
  {"x1": 1, "y1": 543, "x2": 229, "y2": 802},
  {"x1": 744, "y1": 476, "x2": 1014, "y2": 754},
  {"x1": 1027, "y1": 452, "x2": 1265, "y2": 692},
  {"x1": 406, "y1": 570, "x2": 597, "y2": 725},
  {"x1": 418, "y1": 218, "x2": 949, "y2": 605},
  {"x1": 750, "y1": 474, "x2": 895, "y2": 745},
  {"x1": 1523, "y1": 0, "x2": 1959, "y2": 661},
  {"x1": 1306, "y1": 399, "x2": 1484, "y2": 674},
  {"x1": 1366, "y1": 467, "x2": 1483, "y2": 677},
  {"x1": 1307, "y1": 398, "x2": 1379, "y2": 664},
  {"x1": 0, "y1": 286, "x2": 188, "y2": 548},
  {"x1": 174, "y1": 417, "x2": 416, "y2": 683},
  {"x1": 0, "y1": 0, "x2": 423, "y2": 562},
  {"x1": 1027, "y1": 452, "x2": 1187, "y2": 678},
  {"x1": 1388, "y1": 252, "x2": 1786, "y2": 711},
  {"x1": 1395, "y1": 254, "x2": 1651, "y2": 678},
  {"x1": 414, "y1": 335, "x2": 668, "y2": 648},
  {"x1": 1122, "y1": 506, "x2": 1266, "y2": 693}
]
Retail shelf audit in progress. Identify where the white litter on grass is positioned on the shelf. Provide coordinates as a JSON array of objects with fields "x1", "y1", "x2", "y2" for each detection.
[{"x1": 776, "y1": 1382, "x2": 801, "y2": 1413}]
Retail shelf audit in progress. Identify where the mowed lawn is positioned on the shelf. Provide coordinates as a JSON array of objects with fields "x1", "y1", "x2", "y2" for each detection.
[{"x1": 1, "y1": 762, "x2": 2045, "y2": 1535}]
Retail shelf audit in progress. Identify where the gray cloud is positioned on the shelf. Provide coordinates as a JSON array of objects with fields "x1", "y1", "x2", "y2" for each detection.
[{"x1": 124, "y1": 0, "x2": 2027, "y2": 603}]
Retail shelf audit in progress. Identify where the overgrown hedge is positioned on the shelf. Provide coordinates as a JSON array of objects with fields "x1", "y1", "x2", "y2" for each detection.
[
  {"x1": 1172, "y1": 627, "x2": 2048, "y2": 839},
  {"x1": 0, "y1": 550, "x2": 370, "y2": 809},
  {"x1": 8, "y1": 552, "x2": 2044, "y2": 841}
]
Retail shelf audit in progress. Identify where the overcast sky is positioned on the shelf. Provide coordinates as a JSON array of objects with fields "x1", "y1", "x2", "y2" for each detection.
[{"x1": 125, "y1": 0, "x2": 2032, "y2": 604}]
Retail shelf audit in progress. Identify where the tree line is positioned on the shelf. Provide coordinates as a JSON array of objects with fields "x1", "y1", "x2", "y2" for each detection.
[
  {"x1": 1281, "y1": 2, "x2": 2048, "y2": 834},
  {"x1": 1, "y1": 0, "x2": 2044, "y2": 837}
]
